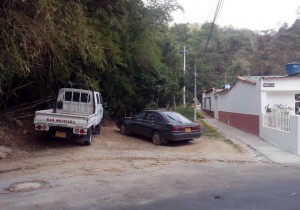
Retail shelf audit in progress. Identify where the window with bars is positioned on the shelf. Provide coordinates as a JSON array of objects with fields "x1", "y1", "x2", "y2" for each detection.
[{"x1": 295, "y1": 94, "x2": 300, "y2": 115}]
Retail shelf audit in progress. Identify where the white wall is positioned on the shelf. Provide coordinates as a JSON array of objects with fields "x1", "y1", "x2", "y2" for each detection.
[
  {"x1": 218, "y1": 81, "x2": 261, "y2": 115},
  {"x1": 265, "y1": 92, "x2": 296, "y2": 114},
  {"x1": 261, "y1": 77, "x2": 300, "y2": 115},
  {"x1": 260, "y1": 114, "x2": 300, "y2": 155},
  {"x1": 261, "y1": 77, "x2": 300, "y2": 91}
]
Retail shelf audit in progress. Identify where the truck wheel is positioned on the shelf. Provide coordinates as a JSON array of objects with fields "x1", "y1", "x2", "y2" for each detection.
[
  {"x1": 94, "y1": 123, "x2": 101, "y2": 134},
  {"x1": 84, "y1": 128, "x2": 92, "y2": 146},
  {"x1": 152, "y1": 131, "x2": 163, "y2": 145}
]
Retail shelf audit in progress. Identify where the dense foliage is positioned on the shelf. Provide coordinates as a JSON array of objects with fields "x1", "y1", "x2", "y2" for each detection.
[
  {"x1": 0, "y1": 0, "x2": 299, "y2": 118},
  {"x1": 177, "y1": 20, "x2": 300, "y2": 102}
]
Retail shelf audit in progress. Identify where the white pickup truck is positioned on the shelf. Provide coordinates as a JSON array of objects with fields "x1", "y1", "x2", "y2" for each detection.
[{"x1": 34, "y1": 88, "x2": 103, "y2": 145}]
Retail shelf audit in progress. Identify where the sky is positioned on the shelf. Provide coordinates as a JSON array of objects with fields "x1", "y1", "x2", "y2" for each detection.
[{"x1": 172, "y1": 0, "x2": 300, "y2": 31}]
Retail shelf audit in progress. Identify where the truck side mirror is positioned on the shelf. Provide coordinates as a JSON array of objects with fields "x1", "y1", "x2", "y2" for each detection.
[{"x1": 103, "y1": 102, "x2": 108, "y2": 108}]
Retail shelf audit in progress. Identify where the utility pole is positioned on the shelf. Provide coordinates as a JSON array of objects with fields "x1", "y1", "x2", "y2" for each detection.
[
  {"x1": 183, "y1": 45, "x2": 186, "y2": 107},
  {"x1": 193, "y1": 56, "x2": 197, "y2": 122}
]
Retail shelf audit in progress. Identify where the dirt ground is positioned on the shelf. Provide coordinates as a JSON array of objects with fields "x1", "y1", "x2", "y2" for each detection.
[
  {"x1": 0, "y1": 119, "x2": 254, "y2": 165},
  {"x1": 0, "y1": 120, "x2": 266, "y2": 209}
]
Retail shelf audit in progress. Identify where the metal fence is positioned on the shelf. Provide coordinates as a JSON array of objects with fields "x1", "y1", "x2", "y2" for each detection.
[{"x1": 263, "y1": 111, "x2": 290, "y2": 131}]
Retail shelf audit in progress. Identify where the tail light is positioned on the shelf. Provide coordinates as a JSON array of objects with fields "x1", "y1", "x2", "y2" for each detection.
[
  {"x1": 171, "y1": 125, "x2": 182, "y2": 132},
  {"x1": 192, "y1": 125, "x2": 201, "y2": 131},
  {"x1": 35, "y1": 125, "x2": 42, "y2": 130},
  {"x1": 80, "y1": 129, "x2": 86, "y2": 134},
  {"x1": 35, "y1": 124, "x2": 48, "y2": 131},
  {"x1": 73, "y1": 128, "x2": 87, "y2": 134}
]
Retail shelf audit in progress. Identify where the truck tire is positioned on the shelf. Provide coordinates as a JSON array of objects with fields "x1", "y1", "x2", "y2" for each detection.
[
  {"x1": 94, "y1": 123, "x2": 101, "y2": 134},
  {"x1": 83, "y1": 128, "x2": 92, "y2": 146}
]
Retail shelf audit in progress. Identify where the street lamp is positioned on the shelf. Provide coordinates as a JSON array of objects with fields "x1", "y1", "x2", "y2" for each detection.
[{"x1": 179, "y1": 45, "x2": 186, "y2": 107}]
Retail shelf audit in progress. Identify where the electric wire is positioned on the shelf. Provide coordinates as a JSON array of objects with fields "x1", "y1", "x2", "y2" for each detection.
[{"x1": 199, "y1": 0, "x2": 224, "y2": 57}]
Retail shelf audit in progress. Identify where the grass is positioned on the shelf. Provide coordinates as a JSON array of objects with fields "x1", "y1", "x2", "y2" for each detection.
[
  {"x1": 176, "y1": 106, "x2": 204, "y2": 121},
  {"x1": 176, "y1": 106, "x2": 220, "y2": 138},
  {"x1": 176, "y1": 106, "x2": 194, "y2": 121},
  {"x1": 223, "y1": 138, "x2": 245, "y2": 152},
  {"x1": 176, "y1": 107, "x2": 245, "y2": 152},
  {"x1": 200, "y1": 119, "x2": 222, "y2": 138}
]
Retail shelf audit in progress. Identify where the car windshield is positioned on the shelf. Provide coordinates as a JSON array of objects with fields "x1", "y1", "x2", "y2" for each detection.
[{"x1": 161, "y1": 112, "x2": 192, "y2": 124}]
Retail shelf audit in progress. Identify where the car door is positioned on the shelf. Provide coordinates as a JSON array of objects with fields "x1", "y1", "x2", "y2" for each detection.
[
  {"x1": 128, "y1": 111, "x2": 146, "y2": 135},
  {"x1": 139, "y1": 112, "x2": 160, "y2": 138}
]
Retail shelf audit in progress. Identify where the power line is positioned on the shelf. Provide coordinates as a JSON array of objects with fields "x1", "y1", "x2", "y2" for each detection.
[
  {"x1": 199, "y1": 0, "x2": 224, "y2": 57},
  {"x1": 187, "y1": 0, "x2": 224, "y2": 121}
]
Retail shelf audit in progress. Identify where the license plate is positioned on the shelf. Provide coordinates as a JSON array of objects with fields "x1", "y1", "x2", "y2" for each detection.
[
  {"x1": 185, "y1": 128, "x2": 192, "y2": 133},
  {"x1": 55, "y1": 131, "x2": 66, "y2": 138}
]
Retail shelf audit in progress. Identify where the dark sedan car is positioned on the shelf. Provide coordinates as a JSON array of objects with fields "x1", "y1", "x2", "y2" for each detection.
[{"x1": 116, "y1": 110, "x2": 201, "y2": 145}]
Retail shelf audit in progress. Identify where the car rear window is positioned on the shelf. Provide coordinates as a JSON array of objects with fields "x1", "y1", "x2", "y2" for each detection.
[
  {"x1": 161, "y1": 112, "x2": 192, "y2": 124},
  {"x1": 64, "y1": 91, "x2": 90, "y2": 103}
]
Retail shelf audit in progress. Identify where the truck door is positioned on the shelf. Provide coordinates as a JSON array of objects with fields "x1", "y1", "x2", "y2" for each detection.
[{"x1": 95, "y1": 92, "x2": 103, "y2": 124}]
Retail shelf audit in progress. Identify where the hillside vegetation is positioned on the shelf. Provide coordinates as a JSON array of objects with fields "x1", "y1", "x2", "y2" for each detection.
[{"x1": 0, "y1": 0, "x2": 299, "y2": 118}]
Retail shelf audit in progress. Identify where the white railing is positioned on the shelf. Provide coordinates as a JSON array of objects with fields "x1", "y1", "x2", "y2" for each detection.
[{"x1": 263, "y1": 111, "x2": 290, "y2": 131}]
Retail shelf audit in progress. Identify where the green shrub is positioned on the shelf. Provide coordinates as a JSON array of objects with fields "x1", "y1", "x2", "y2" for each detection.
[
  {"x1": 176, "y1": 106, "x2": 194, "y2": 120},
  {"x1": 200, "y1": 119, "x2": 221, "y2": 137},
  {"x1": 197, "y1": 111, "x2": 204, "y2": 119},
  {"x1": 176, "y1": 106, "x2": 204, "y2": 121}
]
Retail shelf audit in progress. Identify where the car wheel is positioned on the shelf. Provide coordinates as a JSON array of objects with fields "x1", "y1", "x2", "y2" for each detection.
[
  {"x1": 83, "y1": 128, "x2": 92, "y2": 146},
  {"x1": 120, "y1": 124, "x2": 127, "y2": 135},
  {"x1": 152, "y1": 131, "x2": 163, "y2": 145}
]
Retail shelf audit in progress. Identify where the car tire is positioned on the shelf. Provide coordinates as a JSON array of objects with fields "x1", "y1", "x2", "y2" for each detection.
[
  {"x1": 120, "y1": 124, "x2": 127, "y2": 135},
  {"x1": 152, "y1": 131, "x2": 163, "y2": 145},
  {"x1": 83, "y1": 128, "x2": 92, "y2": 146}
]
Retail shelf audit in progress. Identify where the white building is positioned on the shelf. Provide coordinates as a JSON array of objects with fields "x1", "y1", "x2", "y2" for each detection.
[{"x1": 202, "y1": 75, "x2": 300, "y2": 155}]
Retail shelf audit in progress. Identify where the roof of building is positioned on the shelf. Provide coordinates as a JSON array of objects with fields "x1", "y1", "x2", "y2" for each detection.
[
  {"x1": 203, "y1": 88, "x2": 222, "y2": 94},
  {"x1": 238, "y1": 75, "x2": 287, "y2": 84},
  {"x1": 204, "y1": 75, "x2": 299, "y2": 96},
  {"x1": 236, "y1": 76, "x2": 259, "y2": 84},
  {"x1": 214, "y1": 75, "x2": 288, "y2": 95}
]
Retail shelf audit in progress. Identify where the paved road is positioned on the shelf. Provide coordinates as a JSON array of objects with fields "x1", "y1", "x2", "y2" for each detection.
[
  {"x1": 111, "y1": 163, "x2": 300, "y2": 210},
  {"x1": 1, "y1": 161, "x2": 300, "y2": 210}
]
